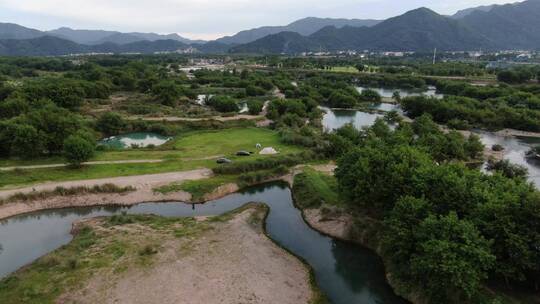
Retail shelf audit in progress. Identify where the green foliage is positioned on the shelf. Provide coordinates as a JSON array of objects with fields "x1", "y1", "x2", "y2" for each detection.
[
  {"x1": 206, "y1": 95, "x2": 239, "y2": 113},
  {"x1": 333, "y1": 119, "x2": 540, "y2": 301},
  {"x1": 486, "y1": 159, "x2": 528, "y2": 179},
  {"x1": 497, "y1": 69, "x2": 534, "y2": 84},
  {"x1": 96, "y1": 112, "x2": 125, "y2": 136},
  {"x1": 410, "y1": 213, "x2": 495, "y2": 302},
  {"x1": 247, "y1": 99, "x2": 264, "y2": 115},
  {"x1": 402, "y1": 95, "x2": 540, "y2": 132},
  {"x1": 293, "y1": 168, "x2": 339, "y2": 209},
  {"x1": 359, "y1": 89, "x2": 381, "y2": 103},
  {"x1": 63, "y1": 135, "x2": 95, "y2": 167},
  {"x1": 151, "y1": 81, "x2": 181, "y2": 106}
]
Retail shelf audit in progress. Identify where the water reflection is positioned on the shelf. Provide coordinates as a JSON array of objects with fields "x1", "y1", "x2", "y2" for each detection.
[
  {"x1": 357, "y1": 86, "x2": 443, "y2": 99},
  {"x1": 321, "y1": 106, "x2": 383, "y2": 131},
  {"x1": 98, "y1": 132, "x2": 171, "y2": 149}
]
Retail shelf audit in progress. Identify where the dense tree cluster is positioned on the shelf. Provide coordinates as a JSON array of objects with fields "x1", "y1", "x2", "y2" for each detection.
[
  {"x1": 333, "y1": 117, "x2": 540, "y2": 302},
  {"x1": 402, "y1": 95, "x2": 540, "y2": 131}
]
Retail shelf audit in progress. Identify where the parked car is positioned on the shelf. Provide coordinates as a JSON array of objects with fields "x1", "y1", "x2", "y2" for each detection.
[
  {"x1": 236, "y1": 151, "x2": 252, "y2": 156},
  {"x1": 216, "y1": 158, "x2": 232, "y2": 164}
]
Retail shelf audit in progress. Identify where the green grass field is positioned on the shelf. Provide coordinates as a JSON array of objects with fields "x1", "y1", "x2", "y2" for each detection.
[
  {"x1": 292, "y1": 167, "x2": 340, "y2": 209},
  {"x1": 0, "y1": 128, "x2": 305, "y2": 189}
]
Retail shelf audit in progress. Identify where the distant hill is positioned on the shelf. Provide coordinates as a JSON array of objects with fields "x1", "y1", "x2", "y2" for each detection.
[
  {"x1": 0, "y1": 23, "x2": 44, "y2": 40},
  {"x1": 217, "y1": 17, "x2": 380, "y2": 45},
  {"x1": 451, "y1": 4, "x2": 497, "y2": 19},
  {"x1": 47, "y1": 27, "x2": 202, "y2": 45},
  {"x1": 232, "y1": 8, "x2": 493, "y2": 53},
  {"x1": 231, "y1": 31, "x2": 322, "y2": 54},
  {"x1": 0, "y1": 36, "x2": 191, "y2": 56},
  {"x1": 460, "y1": 0, "x2": 540, "y2": 49},
  {"x1": 0, "y1": 36, "x2": 86, "y2": 56}
]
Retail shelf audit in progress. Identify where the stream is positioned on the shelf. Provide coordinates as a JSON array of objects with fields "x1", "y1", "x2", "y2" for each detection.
[{"x1": 0, "y1": 182, "x2": 406, "y2": 304}]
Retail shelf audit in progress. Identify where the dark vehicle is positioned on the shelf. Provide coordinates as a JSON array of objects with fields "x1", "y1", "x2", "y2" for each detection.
[
  {"x1": 216, "y1": 158, "x2": 232, "y2": 164},
  {"x1": 236, "y1": 151, "x2": 252, "y2": 156}
]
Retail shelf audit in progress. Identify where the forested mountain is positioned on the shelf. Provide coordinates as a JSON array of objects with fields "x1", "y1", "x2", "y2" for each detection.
[
  {"x1": 0, "y1": 23, "x2": 44, "y2": 40},
  {"x1": 451, "y1": 4, "x2": 497, "y2": 18},
  {"x1": 217, "y1": 17, "x2": 380, "y2": 45},
  {"x1": 46, "y1": 27, "x2": 201, "y2": 45},
  {"x1": 1, "y1": 0, "x2": 540, "y2": 55},
  {"x1": 232, "y1": 8, "x2": 494, "y2": 53},
  {"x1": 460, "y1": 0, "x2": 540, "y2": 49},
  {"x1": 0, "y1": 36, "x2": 85, "y2": 56},
  {"x1": 0, "y1": 36, "x2": 190, "y2": 56}
]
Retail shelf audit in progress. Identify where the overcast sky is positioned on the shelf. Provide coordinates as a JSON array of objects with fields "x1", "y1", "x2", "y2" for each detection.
[{"x1": 0, "y1": 0, "x2": 518, "y2": 40}]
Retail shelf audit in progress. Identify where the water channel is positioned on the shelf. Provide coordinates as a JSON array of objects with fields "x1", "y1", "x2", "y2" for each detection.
[{"x1": 0, "y1": 182, "x2": 406, "y2": 304}]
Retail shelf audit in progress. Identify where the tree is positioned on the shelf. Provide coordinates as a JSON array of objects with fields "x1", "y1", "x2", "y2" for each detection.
[
  {"x1": 464, "y1": 134, "x2": 484, "y2": 159},
  {"x1": 63, "y1": 135, "x2": 95, "y2": 167},
  {"x1": 151, "y1": 81, "x2": 180, "y2": 106},
  {"x1": 247, "y1": 100, "x2": 264, "y2": 115},
  {"x1": 392, "y1": 91, "x2": 401, "y2": 102},
  {"x1": 360, "y1": 89, "x2": 381, "y2": 103},
  {"x1": 97, "y1": 112, "x2": 125, "y2": 136},
  {"x1": 206, "y1": 96, "x2": 239, "y2": 113},
  {"x1": 486, "y1": 159, "x2": 528, "y2": 179},
  {"x1": 409, "y1": 213, "x2": 495, "y2": 302},
  {"x1": 10, "y1": 124, "x2": 44, "y2": 158}
]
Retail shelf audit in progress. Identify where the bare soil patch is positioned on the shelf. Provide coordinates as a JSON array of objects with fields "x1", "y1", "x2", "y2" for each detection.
[{"x1": 59, "y1": 206, "x2": 312, "y2": 304}]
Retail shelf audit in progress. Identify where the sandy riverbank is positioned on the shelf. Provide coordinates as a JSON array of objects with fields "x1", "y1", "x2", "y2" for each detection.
[
  {"x1": 22, "y1": 206, "x2": 313, "y2": 304},
  {"x1": 0, "y1": 169, "x2": 213, "y2": 220}
]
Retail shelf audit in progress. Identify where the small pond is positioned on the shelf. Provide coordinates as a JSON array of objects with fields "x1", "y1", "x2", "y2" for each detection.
[
  {"x1": 321, "y1": 106, "x2": 383, "y2": 131},
  {"x1": 357, "y1": 86, "x2": 443, "y2": 99},
  {"x1": 0, "y1": 182, "x2": 406, "y2": 304},
  {"x1": 98, "y1": 132, "x2": 171, "y2": 149}
]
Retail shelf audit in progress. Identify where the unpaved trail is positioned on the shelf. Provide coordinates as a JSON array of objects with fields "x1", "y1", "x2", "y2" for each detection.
[
  {"x1": 127, "y1": 114, "x2": 264, "y2": 122},
  {"x1": 0, "y1": 159, "x2": 164, "y2": 171},
  {"x1": 0, "y1": 169, "x2": 213, "y2": 220},
  {"x1": 59, "y1": 207, "x2": 312, "y2": 304}
]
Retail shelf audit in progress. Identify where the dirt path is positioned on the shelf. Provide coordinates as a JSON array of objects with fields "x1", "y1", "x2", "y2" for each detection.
[
  {"x1": 495, "y1": 128, "x2": 540, "y2": 138},
  {"x1": 127, "y1": 114, "x2": 264, "y2": 122},
  {"x1": 59, "y1": 207, "x2": 312, "y2": 304},
  {"x1": 0, "y1": 159, "x2": 164, "y2": 171},
  {"x1": 0, "y1": 169, "x2": 213, "y2": 220}
]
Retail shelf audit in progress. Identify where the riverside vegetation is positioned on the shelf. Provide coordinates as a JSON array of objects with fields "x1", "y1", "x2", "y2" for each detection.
[{"x1": 1, "y1": 54, "x2": 540, "y2": 304}]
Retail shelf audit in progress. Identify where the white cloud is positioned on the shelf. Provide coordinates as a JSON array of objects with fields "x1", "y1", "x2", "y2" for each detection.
[{"x1": 0, "y1": 0, "x2": 520, "y2": 40}]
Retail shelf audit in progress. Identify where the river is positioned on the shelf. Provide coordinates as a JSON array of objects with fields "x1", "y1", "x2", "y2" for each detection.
[{"x1": 0, "y1": 182, "x2": 406, "y2": 304}]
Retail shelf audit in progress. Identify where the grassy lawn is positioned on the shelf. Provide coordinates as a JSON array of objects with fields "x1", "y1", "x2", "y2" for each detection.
[
  {"x1": 170, "y1": 128, "x2": 302, "y2": 159},
  {"x1": 292, "y1": 167, "x2": 340, "y2": 209},
  {"x1": 0, "y1": 160, "x2": 212, "y2": 190},
  {"x1": 155, "y1": 174, "x2": 239, "y2": 202},
  {"x1": 0, "y1": 128, "x2": 306, "y2": 189},
  {"x1": 327, "y1": 66, "x2": 359, "y2": 73}
]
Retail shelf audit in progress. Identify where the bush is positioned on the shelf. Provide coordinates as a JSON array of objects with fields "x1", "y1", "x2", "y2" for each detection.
[
  {"x1": 97, "y1": 112, "x2": 125, "y2": 136},
  {"x1": 63, "y1": 135, "x2": 95, "y2": 167}
]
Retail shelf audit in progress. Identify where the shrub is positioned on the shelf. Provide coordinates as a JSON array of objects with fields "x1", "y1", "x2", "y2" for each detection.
[{"x1": 63, "y1": 135, "x2": 95, "y2": 167}]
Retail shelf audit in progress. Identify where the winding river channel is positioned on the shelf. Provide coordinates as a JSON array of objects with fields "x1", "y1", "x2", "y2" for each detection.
[{"x1": 0, "y1": 182, "x2": 406, "y2": 304}]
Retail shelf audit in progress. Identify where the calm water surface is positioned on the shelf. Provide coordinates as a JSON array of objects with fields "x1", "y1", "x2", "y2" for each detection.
[
  {"x1": 98, "y1": 132, "x2": 171, "y2": 149},
  {"x1": 476, "y1": 131, "x2": 540, "y2": 188},
  {"x1": 357, "y1": 86, "x2": 443, "y2": 99},
  {"x1": 0, "y1": 182, "x2": 406, "y2": 304},
  {"x1": 321, "y1": 106, "x2": 383, "y2": 131}
]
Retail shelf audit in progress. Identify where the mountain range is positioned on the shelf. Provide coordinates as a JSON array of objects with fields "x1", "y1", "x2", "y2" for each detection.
[
  {"x1": 0, "y1": 0, "x2": 539, "y2": 55},
  {"x1": 216, "y1": 17, "x2": 380, "y2": 45},
  {"x1": 232, "y1": 0, "x2": 540, "y2": 53}
]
